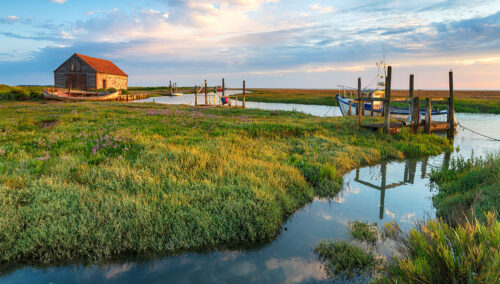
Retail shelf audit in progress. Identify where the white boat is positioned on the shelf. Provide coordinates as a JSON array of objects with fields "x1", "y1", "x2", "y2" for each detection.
[
  {"x1": 171, "y1": 93, "x2": 184, "y2": 96},
  {"x1": 336, "y1": 61, "x2": 447, "y2": 122}
]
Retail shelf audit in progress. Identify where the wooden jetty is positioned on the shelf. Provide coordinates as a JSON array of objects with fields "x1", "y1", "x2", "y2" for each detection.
[
  {"x1": 193, "y1": 78, "x2": 246, "y2": 108},
  {"x1": 350, "y1": 67, "x2": 457, "y2": 138}
]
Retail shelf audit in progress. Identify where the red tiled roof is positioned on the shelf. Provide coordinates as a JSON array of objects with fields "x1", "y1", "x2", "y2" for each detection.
[{"x1": 75, "y1": 53, "x2": 128, "y2": 77}]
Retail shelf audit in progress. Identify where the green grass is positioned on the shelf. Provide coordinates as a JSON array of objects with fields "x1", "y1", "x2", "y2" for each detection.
[
  {"x1": 380, "y1": 212, "x2": 499, "y2": 283},
  {"x1": 430, "y1": 153, "x2": 500, "y2": 224},
  {"x1": 0, "y1": 101, "x2": 451, "y2": 265},
  {"x1": 0, "y1": 85, "x2": 47, "y2": 101},
  {"x1": 314, "y1": 240, "x2": 381, "y2": 280},
  {"x1": 349, "y1": 221, "x2": 378, "y2": 245},
  {"x1": 454, "y1": 98, "x2": 500, "y2": 114}
]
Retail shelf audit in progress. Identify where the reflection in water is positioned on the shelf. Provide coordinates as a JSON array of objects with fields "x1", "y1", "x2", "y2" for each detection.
[{"x1": 354, "y1": 160, "x2": 421, "y2": 220}]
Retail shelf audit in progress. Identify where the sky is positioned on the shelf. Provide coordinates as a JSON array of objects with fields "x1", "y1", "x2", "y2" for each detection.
[{"x1": 0, "y1": 0, "x2": 499, "y2": 89}]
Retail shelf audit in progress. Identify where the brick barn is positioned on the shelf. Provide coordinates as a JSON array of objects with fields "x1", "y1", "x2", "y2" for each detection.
[{"x1": 54, "y1": 53, "x2": 128, "y2": 91}]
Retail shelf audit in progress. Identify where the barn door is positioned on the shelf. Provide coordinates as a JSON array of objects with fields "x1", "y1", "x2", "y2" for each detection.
[
  {"x1": 65, "y1": 74, "x2": 87, "y2": 90},
  {"x1": 77, "y1": 74, "x2": 87, "y2": 90}
]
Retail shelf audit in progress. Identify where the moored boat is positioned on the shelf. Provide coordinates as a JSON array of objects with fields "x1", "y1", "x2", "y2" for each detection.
[
  {"x1": 43, "y1": 88, "x2": 121, "y2": 101},
  {"x1": 336, "y1": 60, "x2": 448, "y2": 122}
]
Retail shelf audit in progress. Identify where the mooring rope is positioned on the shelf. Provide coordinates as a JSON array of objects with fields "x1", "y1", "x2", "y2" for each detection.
[
  {"x1": 323, "y1": 105, "x2": 334, "y2": 117},
  {"x1": 457, "y1": 120, "x2": 500, "y2": 141}
]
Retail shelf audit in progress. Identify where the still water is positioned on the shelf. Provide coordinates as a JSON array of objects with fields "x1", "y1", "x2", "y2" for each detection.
[{"x1": 1, "y1": 103, "x2": 499, "y2": 283}]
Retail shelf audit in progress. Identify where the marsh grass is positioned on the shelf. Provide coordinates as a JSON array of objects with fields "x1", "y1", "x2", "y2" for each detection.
[
  {"x1": 380, "y1": 212, "x2": 499, "y2": 283},
  {"x1": 0, "y1": 101, "x2": 451, "y2": 264},
  {"x1": 430, "y1": 153, "x2": 499, "y2": 224},
  {"x1": 314, "y1": 240, "x2": 381, "y2": 280},
  {"x1": 349, "y1": 221, "x2": 378, "y2": 245},
  {"x1": 0, "y1": 85, "x2": 45, "y2": 101}
]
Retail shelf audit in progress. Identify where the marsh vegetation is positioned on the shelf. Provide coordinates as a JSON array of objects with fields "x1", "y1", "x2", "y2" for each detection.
[{"x1": 0, "y1": 101, "x2": 451, "y2": 265}]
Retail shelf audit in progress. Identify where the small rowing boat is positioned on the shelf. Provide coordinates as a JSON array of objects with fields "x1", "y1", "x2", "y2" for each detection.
[
  {"x1": 171, "y1": 93, "x2": 184, "y2": 96},
  {"x1": 43, "y1": 88, "x2": 121, "y2": 101}
]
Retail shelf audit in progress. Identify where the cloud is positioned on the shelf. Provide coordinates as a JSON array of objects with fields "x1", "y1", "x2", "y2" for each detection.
[
  {"x1": 266, "y1": 257, "x2": 326, "y2": 283},
  {"x1": 7, "y1": 15, "x2": 19, "y2": 21},
  {"x1": 51, "y1": 0, "x2": 68, "y2": 3},
  {"x1": 309, "y1": 3, "x2": 335, "y2": 14}
]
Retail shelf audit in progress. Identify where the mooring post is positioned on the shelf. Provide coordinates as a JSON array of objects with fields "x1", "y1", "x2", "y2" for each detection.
[
  {"x1": 425, "y1": 98, "x2": 431, "y2": 134},
  {"x1": 409, "y1": 74, "x2": 414, "y2": 125},
  {"x1": 169, "y1": 81, "x2": 172, "y2": 95},
  {"x1": 357, "y1": 77, "x2": 361, "y2": 116},
  {"x1": 448, "y1": 71, "x2": 455, "y2": 139},
  {"x1": 357, "y1": 78, "x2": 363, "y2": 125},
  {"x1": 384, "y1": 66, "x2": 392, "y2": 134},
  {"x1": 412, "y1": 97, "x2": 419, "y2": 133},
  {"x1": 204, "y1": 80, "x2": 207, "y2": 104},
  {"x1": 195, "y1": 85, "x2": 198, "y2": 106},
  {"x1": 243, "y1": 80, "x2": 246, "y2": 108}
]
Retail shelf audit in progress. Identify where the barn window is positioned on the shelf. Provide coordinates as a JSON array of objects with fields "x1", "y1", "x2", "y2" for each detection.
[{"x1": 103, "y1": 79, "x2": 107, "y2": 89}]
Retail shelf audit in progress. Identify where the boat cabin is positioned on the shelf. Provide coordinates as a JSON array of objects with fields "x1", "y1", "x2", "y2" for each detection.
[{"x1": 53, "y1": 53, "x2": 128, "y2": 91}]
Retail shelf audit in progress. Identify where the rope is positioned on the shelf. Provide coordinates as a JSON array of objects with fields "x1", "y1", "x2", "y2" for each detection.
[
  {"x1": 323, "y1": 105, "x2": 334, "y2": 117},
  {"x1": 457, "y1": 120, "x2": 500, "y2": 141}
]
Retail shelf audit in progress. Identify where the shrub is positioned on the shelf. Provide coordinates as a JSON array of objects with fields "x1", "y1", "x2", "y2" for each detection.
[
  {"x1": 380, "y1": 212, "x2": 499, "y2": 283},
  {"x1": 314, "y1": 240, "x2": 381, "y2": 280},
  {"x1": 430, "y1": 153, "x2": 499, "y2": 224}
]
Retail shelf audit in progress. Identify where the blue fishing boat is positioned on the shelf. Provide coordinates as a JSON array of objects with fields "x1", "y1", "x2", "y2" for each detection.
[{"x1": 336, "y1": 60, "x2": 447, "y2": 122}]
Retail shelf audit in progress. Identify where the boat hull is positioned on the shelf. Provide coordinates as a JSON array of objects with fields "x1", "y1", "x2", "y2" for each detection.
[{"x1": 43, "y1": 89, "x2": 121, "y2": 101}]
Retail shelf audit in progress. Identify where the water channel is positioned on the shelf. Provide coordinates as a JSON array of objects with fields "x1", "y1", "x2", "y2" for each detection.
[{"x1": 2, "y1": 97, "x2": 499, "y2": 283}]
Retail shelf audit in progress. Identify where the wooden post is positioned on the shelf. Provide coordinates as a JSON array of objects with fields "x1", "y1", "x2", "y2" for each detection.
[
  {"x1": 204, "y1": 80, "x2": 207, "y2": 105},
  {"x1": 448, "y1": 71, "x2": 455, "y2": 139},
  {"x1": 243, "y1": 80, "x2": 246, "y2": 108},
  {"x1": 412, "y1": 98, "x2": 419, "y2": 133},
  {"x1": 195, "y1": 85, "x2": 198, "y2": 106},
  {"x1": 357, "y1": 77, "x2": 361, "y2": 116},
  {"x1": 416, "y1": 100, "x2": 421, "y2": 131},
  {"x1": 222, "y1": 78, "x2": 225, "y2": 97},
  {"x1": 384, "y1": 66, "x2": 392, "y2": 133},
  {"x1": 370, "y1": 93, "x2": 374, "y2": 116},
  {"x1": 169, "y1": 81, "x2": 172, "y2": 95},
  {"x1": 408, "y1": 74, "x2": 414, "y2": 125},
  {"x1": 425, "y1": 98, "x2": 431, "y2": 134},
  {"x1": 358, "y1": 78, "x2": 363, "y2": 125}
]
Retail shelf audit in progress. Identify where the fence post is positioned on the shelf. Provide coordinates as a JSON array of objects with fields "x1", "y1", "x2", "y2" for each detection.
[
  {"x1": 384, "y1": 66, "x2": 392, "y2": 133},
  {"x1": 243, "y1": 80, "x2": 246, "y2": 108},
  {"x1": 425, "y1": 98, "x2": 431, "y2": 134},
  {"x1": 448, "y1": 71, "x2": 455, "y2": 139}
]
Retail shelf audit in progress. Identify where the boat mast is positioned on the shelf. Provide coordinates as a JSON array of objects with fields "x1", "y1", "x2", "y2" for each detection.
[{"x1": 376, "y1": 60, "x2": 387, "y2": 91}]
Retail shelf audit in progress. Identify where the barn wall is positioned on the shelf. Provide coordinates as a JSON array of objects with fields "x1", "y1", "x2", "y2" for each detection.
[
  {"x1": 54, "y1": 54, "x2": 97, "y2": 90},
  {"x1": 96, "y1": 73, "x2": 128, "y2": 90}
]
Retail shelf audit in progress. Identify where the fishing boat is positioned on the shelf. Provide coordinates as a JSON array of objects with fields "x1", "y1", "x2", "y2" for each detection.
[
  {"x1": 43, "y1": 88, "x2": 121, "y2": 101},
  {"x1": 336, "y1": 60, "x2": 447, "y2": 122},
  {"x1": 171, "y1": 92, "x2": 184, "y2": 96}
]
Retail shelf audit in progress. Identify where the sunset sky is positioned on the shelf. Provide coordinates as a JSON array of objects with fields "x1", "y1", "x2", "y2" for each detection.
[{"x1": 1, "y1": 0, "x2": 499, "y2": 89}]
